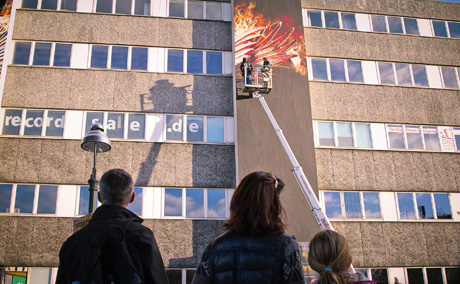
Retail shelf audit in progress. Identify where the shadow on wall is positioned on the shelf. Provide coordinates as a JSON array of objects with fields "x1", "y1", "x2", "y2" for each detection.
[{"x1": 140, "y1": 79, "x2": 192, "y2": 113}]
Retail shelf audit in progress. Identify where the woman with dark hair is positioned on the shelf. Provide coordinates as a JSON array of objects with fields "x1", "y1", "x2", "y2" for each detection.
[
  {"x1": 308, "y1": 230, "x2": 376, "y2": 284},
  {"x1": 192, "y1": 171, "x2": 305, "y2": 284}
]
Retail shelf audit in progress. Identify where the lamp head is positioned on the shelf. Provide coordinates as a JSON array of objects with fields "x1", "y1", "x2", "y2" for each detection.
[{"x1": 81, "y1": 123, "x2": 111, "y2": 153}]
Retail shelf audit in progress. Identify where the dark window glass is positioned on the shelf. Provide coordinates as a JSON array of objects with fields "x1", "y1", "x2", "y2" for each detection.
[
  {"x1": 434, "y1": 193, "x2": 451, "y2": 219},
  {"x1": 166, "y1": 115, "x2": 183, "y2": 141},
  {"x1": 448, "y1": 22, "x2": 460, "y2": 38},
  {"x1": 397, "y1": 193, "x2": 416, "y2": 219},
  {"x1": 324, "y1": 12, "x2": 339, "y2": 28},
  {"x1": 405, "y1": 126, "x2": 423, "y2": 150},
  {"x1": 387, "y1": 125, "x2": 405, "y2": 149},
  {"x1": 13, "y1": 42, "x2": 31, "y2": 65},
  {"x1": 426, "y1": 268, "x2": 443, "y2": 284},
  {"x1": 61, "y1": 0, "x2": 77, "y2": 11},
  {"x1": 395, "y1": 63, "x2": 412, "y2": 86},
  {"x1": 169, "y1": 0, "x2": 184, "y2": 17},
  {"x1": 186, "y1": 188, "x2": 204, "y2": 218},
  {"x1": 166, "y1": 270, "x2": 182, "y2": 284},
  {"x1": 116, "y1": 0, "x2": 131, "y2": 14},
  {"x1": 186, "y1": 116, "x2": 203, "y2": 142},
  {"x1": 37, "y1": 185, "x2": 57, "y2": 214},
  {"x1": 53, "y1": 43, "x2": 72, "y2": 67},
  {"x1": 207, "y1": 117, "x2": 224, "y2": 143},
  {"x1": 363, "y1": 192, "x2": 381, "y2": 219},
  {"x1": 33, "y1": 42, "x2": 52, "y2": 66},
  {"x1": 206, "y1": 51, "x2": 222, "y2": 74},
  {"x1": 188, "y1": 0, "x2": 203, "y2": 19},
  {"x1": 206, "y1": 2, "x2": 221, "y2": 21},
  {"x1": 423, "y1": 126, "x2": 440, "y2": 150},
  {"x1": 404, "y1": 18, "x2": 419, "y2": 35},
  {"x1": 371, "y1": 269, "x2": 388, "y2": 284},
  {"x1": 41, "y1": 0, "x2": 57, "y2": 10},
  {"x1": 111, "y1": 46, "x2": 128, "y2": 70},
  {"x1": 45, "y1": 110, "x2": 65, "y2": 137},
  {"x1": 91, "y1": 45, "x2": 109, "y2": 68},
  {"x1": 347, "y1": 60, "x2": 363, "y2": 83},
  {"x1": 0, "y1": 184, "x2": 13, "y2": 213},
  {"x1": 127, "y1": 114, "x2": 145, "y2": 139},
  {"x1": 311, "y1": 58, "x2": 328, "y2": 80},
  {"x1": 2, "y1": 109, "x2": 23, "y2": 135},
  {"x1": 344, "y1": 192, "x2": 362, "y2": 218},
  {"x1": 131, "y1": 47, "x2": 148, "y2": 70},
  {"x1": 355, "y1": 269, "x2": 368, "y2": 278},
  {"x1": 85, "y1": 112, "x2": 104, "y2": 134},
  {"x1": 378, "y1": 62, "x2": 395, "y2": 84},
  {"x1": 79, "y1": 186, "x2": 89, "y2": 215},
  {"x1": 372, "y1": 15, "x2": 387, "y2": 32},
  {"x1": 15, "y1": 185, "x2": 35, "y2": 214},
  {"x1": 24, "y1": 110, "x2": 44, "y2": 136},
  {"x1": 336, "y1": 122, "x2": 353, "y2": 146},
  {"x1": 432, "y1": 21, "x2": 447, "y2": 37},
  {"x1": 128, "y1": 187, "x2": 143, "y2": 216},
  {"x1": 341, "y1": 13, "x2": 356, "y2": 30},
  {"x1": 96, "y1": 0, "x2": 112, "y2": 13},
  {"x1": 22, "y1": 0, "x2": 38, "y2": 9},
  {"x1": 167, "y1": 49, "x2": 184, "y2": 72},
  {"x1": 106, "y1": 112, "x2": 124, "y2": 139},
  {"x1": 308, "y1": 11, "x2": 322, "y2": 27},
  {"x1": 318, "y1": 122, "x2": 334, "y2": 146},
  {"x1": 412, "y1": 65, "x2": 429, "y2": 87},
  {"x1": 134, "y1": 0, "x2": 150, "y2": 15},
  {"x1": 415, "y1": 193, "x2": 434, "y2": 219},
  {"x1": 208, "y1": 189, "x2": 225, "y2": 218},
  {"x1": 324, "y1": 191, "x2": 341, "y2": 218},
  {"x1": 441, "y1": 67, "x2": 459, "y2": 89},
  {"x1": 329, "y1": 59, "x2": 346, "y2": 82},
  {"x1": 388, "y1": 17, "x2": 403, "y2": 33},
  {"x1": 164, "y1": 188, "x2": 182, "y2": 217},
  {"x1": 186, "y1": 270, "x2": 196, "y2": 282},
  {"x1": 187, "y1": 50, "x2": 203, "y2": 73},
  {"x1": 445, "y1": 267, "x2": 460, "y2": 284},
  {"x1": 407, "y1": 268, "x2": 424, "y2": 284}
]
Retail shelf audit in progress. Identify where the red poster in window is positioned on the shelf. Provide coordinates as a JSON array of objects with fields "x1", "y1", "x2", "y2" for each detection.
[{"x1": 438, "y1": 126, "x2": 455, "y2": 152}]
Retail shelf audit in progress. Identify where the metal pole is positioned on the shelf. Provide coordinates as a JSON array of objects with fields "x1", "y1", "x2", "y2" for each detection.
[{"x1": 88, "y1": 144, "x2": 99, "y2": 214}]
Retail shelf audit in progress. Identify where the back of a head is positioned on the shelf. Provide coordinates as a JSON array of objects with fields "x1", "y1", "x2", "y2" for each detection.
[
  {"x1": 308, "y1": 230, "x2": 352, "y2": 284},
  {"x1": 223, "y1": 171, "x2": 285, "y2": 237},
  {"x1": 99, "y1": 169, "x2": 134, "y2": 207}
]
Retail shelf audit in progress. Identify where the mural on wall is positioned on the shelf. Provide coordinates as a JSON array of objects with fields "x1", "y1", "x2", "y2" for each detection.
[
  {"x1": 234, "y1": 1, "x2": 307, "y2": 75},
  {"x1": 0, "y1": 0, "x2": 12, "y2": 74}
]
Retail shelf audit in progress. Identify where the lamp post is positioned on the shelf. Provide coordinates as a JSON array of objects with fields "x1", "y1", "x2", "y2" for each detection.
[{"x1": 81, "y1": 123, "x2": 111, "y2": 214}]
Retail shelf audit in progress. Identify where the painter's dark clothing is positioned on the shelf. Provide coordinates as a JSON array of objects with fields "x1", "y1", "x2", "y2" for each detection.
[
  {"x1": 56, "y1": 205, "x2": 168, "y2": 284},
  {"x1": 192, "y1": 231, "x2": 305, "y2": 284}
]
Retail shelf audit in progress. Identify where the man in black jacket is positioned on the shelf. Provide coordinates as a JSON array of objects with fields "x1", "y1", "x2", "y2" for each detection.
[{"x1": 56, "y1": 169, "x2": 168, "y2": 284}]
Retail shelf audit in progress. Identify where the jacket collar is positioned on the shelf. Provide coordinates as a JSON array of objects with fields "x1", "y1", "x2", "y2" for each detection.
[{"x1": 90, "y1": 204, "x2": 143, "y2": 223}]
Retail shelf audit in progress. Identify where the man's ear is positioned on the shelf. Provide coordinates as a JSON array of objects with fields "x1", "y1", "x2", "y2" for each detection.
[
  {"x1": 129, "y1": 191, "x2": 135, "y2": 204},
  {"x1": 98, "y1": 191, "x2": 102, "y2": 203}
]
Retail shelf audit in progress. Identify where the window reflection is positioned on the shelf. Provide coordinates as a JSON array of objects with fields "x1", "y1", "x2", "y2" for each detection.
[
  {"x1": 165, "y1": 188, "x2": 183, "y2": 217},
  {"x1": 167, "y1": 49, "x2": 184, "y2": 72},
  {"x1": 318, "y1": 122, "x2": 334, "y2": 146},
  {"x1": 79, "y1": 186, "x2": 89, "y2": 215},
  {"x1": 341, "y1": 13, "x2": 356, "y2": 30},
  {"x1": 388, "y1": 17, "x2": 403, "y2": 33},
  {"x1": 128, "y1": 187, "x2": 143, "y2": 216},
  {"x1": 344, "y1": 192, "x2": 362, "y2": 218},
  {"x1": 404, "y1": 18, "x2": 419, "y2": 35},
  {"x1": 131, "y1": 47, "x2": 148, "y2": 70},
  {"x1": 347, "y1": 60, "x2": 363, "y2": 83},
  {"x1": 91, "y1": 45, "x2": 109, "y2": 68},
  {"x1": 14, "y1": 42, "x2": 31, "y2": 65},
  {"x1": 206, "y1": 51, "x2": 222, "y2": 74},
  {"x1": 96, "y1": 0, "x2": 112, "y2": 13},
  {"x1": 363, "y1": 192, "x2": 381, "y2": 219},
  {"x1": 415, "y1": 193, "x2": 434, "y2": 219},
  {"x1": 169, "y1": 0, "x2": 185, "y2": 17},
  {"x1": 311, "y1": 58, "x2": 328, "y2": 80},
  {"x1": 54, "y1": 43, "x2": 72, "y2": 67},
  {"x1": 208, "y1": 189, "x2": 225, "y2": 218},
  {"x1": 0, "y1": 184, "x2": 13, "y2": 213},
  {"x1": 422, "y1": 126, "x2": 440, "y2": 151},
  {"x1": 187, "y1": 50, "x2": 203, "y2": 73},
  {"x1": 186, "y1": 188, "x2": 204, "y2": 218},
  {"x1": 336, "y1": 122, "x2": 353, "y2": 146},
  {"x1": 116, "y1": 0, "x2": 131, "y2": 14},
  {"x1": 324, "y1": 192, "x2": 341, "y2": 218},
  {"x1": 111, "y1": 46, "x2": 128, "y2": 70},
  {"x1": 324, "y1": 12, "x2": 339, "y2": 28},
  {"x1": 434, "y1": 193, "x2": 451, "y2": 219},
  {"x1": 329, "y1": 59, "x2": 346, "y2": 82},
  {"x1": 397, "y1": 193, "x2": 415, "y2": 219},
  {"x1": 371, "y1": 15, "x2": 387, "y2": 32},
  {"x1": 188, "y1": 0, "x2": 203, "y2": 19},
  {"x1": 387, "y1": 125, "x2": 405, "y2": 149},
  {"x1": 378, "y1": 62, "x2": 395, "y2": 85},
  {"x1": 355, "y1": 123, "x2": 372, "y2": 148},
  {"x1": 405, "y1": 126, "x2": 423, "y2": 150},
  {"x1": 395, "y1": 63, "x2": 412, "y2": 86},
  {"x1": 207, "y1": 117, "x2": 224, "y2": 143},
  {"x1": 308, "y1": 11, "x2": 322, "y2": 27},
  {"x1": 206, "y1": 2, "x2": 221, "y2": 21},
  {"x1": 448, "y1": 22, "x2": 460, "y2": 38},
  {"x1": 15, "y1": 185, "x2": 35, "y2": 214},
  {"x1": 134, "y1": 0, "x2": 150, "y2": 16},
  {"x1": 37, "y1": 185, "x2": 57, "y2": 214},
  {"x1": 433, "y1": 21, "x2": 448, "y2": 37},
  {"x1": 441, "y1": 67, "x2": 459, "y2": 89},
  {"x1": 33, "y1": 43, "x2": 52, "y2": 66},
  {"x1": 412, "y1": 65, "x2": 429, "y2": 87}
]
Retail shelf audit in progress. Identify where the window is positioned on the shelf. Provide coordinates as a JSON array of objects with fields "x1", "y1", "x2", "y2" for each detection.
[
  {"x1": 166, "y1": 114, "x2": 184, "y2": 141},
  {"x1": 54, "y1": 43, "x2": 72, "y2": 67},
  {"x1": 388, "y1": 17, "x2": 403, "y2": 34},
  {"x1": 13, "y1": 42, "x2": 31, "y2": 65},
  {"x1": 207, "y1": 117, "x2": 224, "y2": 143},
  {"x1": 22, "y1": 0, "x2": 38, "y2": 8},
  {"x1": 405, "y1": 126, "x2": 423, "y2": 150},
  {"x1": 116, "y1": 0, "x2": 132, "y2": 14},
  {"x1": 165, "y1": 188, "x2": 228, "y2": 218},
  {"x1": 111, "y1": 46, "x2": 128, "y2": 70},
  {"x1": 187, "y1": 116, "x2": 204, "y2": 142},
  {"x1": 206, "y1": 51, "x2": 222, "y2": 74},
  {"x1": 0, "y1": 184, "x2": 13, "y2": 213},
  {"x1": 37, "y1": 185, "x2": 58, "y2": 214},
  {"x1": 45, "y1": 111, "x2": 65, "y2": 136},
  {"x1": 169, "y1": 0, "x2": 185, "y2": 17},
  {"x1": 372, "y1": 15, "x2": 387, "y2": 32},
  {"x1": 441, "y1": 67, "x2": 459, "y2": 89},
  {"x1": 324, "y1": 12, "x2": 339, "y2": 28},
  {"x1": 308, "y1": 10, "x2": 322, "y2": 27},
  {"x1": 106, "y1": 113, "x2": 125, "y2": 138},
  {"x1": 41, "y1": 0, "x2": 57, "y2": 9},
  {"x1": 165, "y1": 188, "x2": 183, "y2": 217},
  {"x1": 422, "y1": 126, "x2": 440, "y2": 150},
  {"x1": 336, "y1": 122, "x2": 353, "y2": 146},
  {"x1": 407, "y1": 268, "x2": 424, "y2": 284},
  {"x1": 344, "y1": 192, "x2": 362, "y2": 218},
  {"x1": 85, "y1": 112, "x2": 104, "y2": 134},
  {"x1": 15, "y1": 185, "x2": 36, "y2": 214},
  {"x1": 2, "y1": 109, "x2": 24, "y2": 135},
  {"x1": 395, "y1": 63, "x2": 412, "y2": 86},
  {"x1": 186, "y1": 188, "x2": 204, "y2": 218},
  {"x1": 79, "y1": 186, "x2": 90, "y2": 215},
  {"x1": 324, "y1": 191, "x2": 341, "y2": 218},
  {"x1": 434, "y1": 193, "x2": 451, "y2": 219},
  {"x1": 378, "y1": 62, "x2": 395, "y2": 85},
  {"x1": 167, "y1": 49, "x2": 184, "y2": 72},
  {"x1": 128, "y1": 187, "x2": 143, "y2": 216},
  {"x1": 433, "y1": 21, "x2": 448, "y2": 37},
  {"x1": 207, "y1": 189, "x2": 225, "y2": 218},
  {"x1": 33, "y1": 42, "x2": 52, "y2": 65},
  {"x1": 131, "y1": 47, "x2": 148, "y2": 70},
  {"x1": 206, "y1": 2, "x2": 221, "y2": 21},
  {"x1": 347, "y1": 60, "x2": 363, "y2": 83},
  {"x1": 446, "y1": 267, "x2": 460, "y2": 284},
  {"x1": 61, "y1": 0, "x2": 77, "y2": 11},
  {"x1": 311, "y1": 58, "x2": 328, "y2": 80},
  {"x1": 355, "y1": 123, "x2": 372, "y2": 148},
  {"x1": 387, "y1": 125, "x2": 405, "y2": 149},
  {"x1": 24, "y1": 110, "x2": 44, "y2": 136},
  {"x1": 127, "y1": 113, "x2": 145, "y2": 139},
  {"x1": 96, "y1": 0, "x2": 113, "y2": 13},
  {"x1": 363, "y1": 192, "x2": 381, "y2": 219},
  {"x1": 404, "y1": 18, "x2": 419, "y2": 35},
  {"x1": 134, "y1": 0, "x2": 151, "y2": 16},
  {"x1": 317, "y1": 121, "x2": 334, "y2": 146},
  {"x1": 371, "y1": 269, "x2": 388, "y2": 284},
  {"x1": 415, "y1": 193, "x2": 434, "y2": 219},
  {"x1": 187, "y1": 50, "x2": 203, "y2": 73},
  {"x1": 411, "y1": 65, "x2": 428, "y2": 87},
  {"x1": 188, "y1": 0, "x2": 203, "y2": 19},
  {"x1": 329, "y1": 59, "x2": 346, "y2": 82},
  {"x1": 427, "y1": 268, "x2": 443, "y2": 284},
  {"x1": 448, "y1": 22, "x2": 460, "y2": 38},
  {"x1": 341, "y1": 13, "x2": 356, "y2": 30},
  {"x1": 91, "y1": 45, "x2": 109, "y2": 68},
  {"x1": 397, "y1": 193, "x2": 416, "y2": 219},
  {"x1": 454, "y1": 128, "x2": 460, "y2": 151}
]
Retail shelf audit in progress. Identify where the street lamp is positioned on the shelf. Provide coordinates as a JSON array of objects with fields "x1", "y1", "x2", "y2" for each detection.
[{"x1": 81, "y1": 123, "x2": 111, "y2": 214}]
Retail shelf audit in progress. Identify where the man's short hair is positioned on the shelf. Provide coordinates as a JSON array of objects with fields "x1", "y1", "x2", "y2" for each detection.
[{"x1": 99, "y1": 169, "x2": 134, "y2": 206}]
